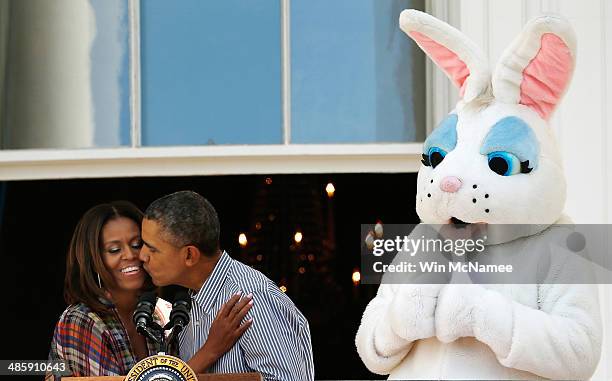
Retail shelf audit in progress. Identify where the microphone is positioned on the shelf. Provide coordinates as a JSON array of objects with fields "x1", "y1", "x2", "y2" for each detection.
[
  {"x1": 164, "y1": 289, "x2": 192, "y2": 355},
  {"x1": 133, "y1": 291, "x2": 157, "y2": 333},
  {"x1": 167, "y1": 290, "x2": 192, "y2": 333}
]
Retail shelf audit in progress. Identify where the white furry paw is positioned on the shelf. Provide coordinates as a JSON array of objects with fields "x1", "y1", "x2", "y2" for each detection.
[
  {"x1": 435, "y1": 284, "x2": 484, "y2": 342},
  {"x1": 389, "y1": 284, "x2": 443, "y2": 342}
]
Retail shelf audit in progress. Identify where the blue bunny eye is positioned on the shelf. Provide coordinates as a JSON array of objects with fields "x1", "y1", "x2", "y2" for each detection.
[
  {"x1": 423, "y1": 114, "x2": 458, "y2": 168},
  {"x1": 480, "y1": 117, "x2": 538, "y2": 174},
  {"x1": 422, "y1": 147, "x2": 447, "y2": 169},
  {"x1": 487, "y1": 151, "x2": 521, "y2": 176}
]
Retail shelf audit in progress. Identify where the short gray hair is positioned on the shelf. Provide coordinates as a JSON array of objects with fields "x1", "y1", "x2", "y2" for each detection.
[{"x1": 145, "y1": 191, "x2": 220, "y2": 256}]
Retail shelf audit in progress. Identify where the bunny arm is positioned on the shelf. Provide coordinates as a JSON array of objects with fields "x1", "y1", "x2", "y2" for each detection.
[
  {"x1": 436, "y1": 282, "x2": 602, "y2": 380},
  {"x1": 355, "y1": 283, "x2": 441, "y2": 375},
  {"x1": 489, "y1": 283, "x2": 601, "y2": 380}
]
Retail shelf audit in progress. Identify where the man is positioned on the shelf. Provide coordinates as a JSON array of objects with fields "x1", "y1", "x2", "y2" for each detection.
[{"x1": 139, "y1": 190, "x2": 314, "y2": 381}]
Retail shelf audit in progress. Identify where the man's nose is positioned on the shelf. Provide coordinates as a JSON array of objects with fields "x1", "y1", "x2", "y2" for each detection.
[
  {"x1": 440, "y1": 176, "x2": 462, "y2": 193},
  {"x1": 139, "y1": 247, "x2": 149, "y2": 262}
]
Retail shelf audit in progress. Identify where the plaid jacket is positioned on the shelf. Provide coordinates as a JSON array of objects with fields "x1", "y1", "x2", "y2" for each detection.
[{"x1": 46, "y1": 299, "x2": 169, "y2": 379}]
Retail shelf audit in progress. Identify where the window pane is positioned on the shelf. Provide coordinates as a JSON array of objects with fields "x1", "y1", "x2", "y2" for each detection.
[
  {"x1": 0, "y1": 0, "x2": 131, "y2": 149},
  {"x1": 291, "y1": 0, "x2": 426, "y2": 143},
  {"x1": 140, "y1": 0, "x2": 282, "y2": 146}
]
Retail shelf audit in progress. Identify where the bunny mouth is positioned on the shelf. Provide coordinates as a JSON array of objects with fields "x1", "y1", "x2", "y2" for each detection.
[{"x1": 450, "y1": 217, "x2": 471, "y2": 225}]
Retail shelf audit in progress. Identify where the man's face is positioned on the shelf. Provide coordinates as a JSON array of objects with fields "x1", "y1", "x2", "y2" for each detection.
[{"x1": 140, "y1": 218, "x2": 185, "y2": 287}]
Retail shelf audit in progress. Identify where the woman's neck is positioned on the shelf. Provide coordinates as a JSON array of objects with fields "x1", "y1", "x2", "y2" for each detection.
[{"x1": 109, "y1": 288, "x2": 139, "y2": 317}]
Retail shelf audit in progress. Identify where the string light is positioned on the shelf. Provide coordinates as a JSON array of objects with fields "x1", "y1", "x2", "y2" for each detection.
[
  {"x1": 365, "y1": 233, "x2": 374, "y2": 250},
  {"x1": 352, "y1": 270, "x2": 361, "y2": 286},
  {"x1": 326, "y1": 182, "x2": 335, "y2": 198},
  {"x1": 298, "y1": 267, "x2": 306, "y2": 274},
  {"x1": 265, "y1": 177, "x2": 273, "y2": 185},
  {"x1": 238, "y1": 233, "x2": 247, "y2": 247},
  {"x1": 280, "y1": 285, "x2": 287, "y2": 293},
  {"x1": 294, "y1": 231, "x2": 303, "y2": 244},
  {"x1": 374, "y1": 222, "x2": 383, "y2": 238}
]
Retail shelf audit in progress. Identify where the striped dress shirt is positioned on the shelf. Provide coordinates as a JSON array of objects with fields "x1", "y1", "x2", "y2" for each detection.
[{"x1": 179, "y1": 251, "x2": 314, "y2": 381}]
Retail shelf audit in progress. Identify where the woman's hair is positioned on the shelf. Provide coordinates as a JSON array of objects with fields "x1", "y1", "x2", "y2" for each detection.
[{"x1": 64, "y1": 201, "x2": 153, "y2": 312}]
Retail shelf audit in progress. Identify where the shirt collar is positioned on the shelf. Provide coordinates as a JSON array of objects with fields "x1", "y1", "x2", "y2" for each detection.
[
  {"x1": 191, "y1": 251, "x2": 233, "y2": 313},
  {"x1": 98, "y1": 295, "x2": 115, "y2": 308}
]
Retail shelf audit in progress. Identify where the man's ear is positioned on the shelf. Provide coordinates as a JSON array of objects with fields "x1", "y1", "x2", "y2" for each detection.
[{"x1": 183, "y1": 245, "x2": 202, "y2": 267}]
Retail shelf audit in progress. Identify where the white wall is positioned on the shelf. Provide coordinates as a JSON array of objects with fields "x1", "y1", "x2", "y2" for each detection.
[
  {"x1": 0, "y1": 0, "x2": 9, "y2": 148},
  {"x1": 4, "y1": 0, "x2": 95, "y2": 149},
  {"x1": 432, "y1": 0, "x2": 612, "y2": 379}
]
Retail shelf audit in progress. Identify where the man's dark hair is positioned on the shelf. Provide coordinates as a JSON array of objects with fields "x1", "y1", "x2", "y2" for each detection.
[{"x1": 145, "y1": 190, "x2": 220, "y2": 256}]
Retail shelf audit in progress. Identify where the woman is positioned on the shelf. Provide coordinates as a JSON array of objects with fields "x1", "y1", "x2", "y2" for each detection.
[{"x1": 46, "y1": 201, "x2": 252, "y2": 379}]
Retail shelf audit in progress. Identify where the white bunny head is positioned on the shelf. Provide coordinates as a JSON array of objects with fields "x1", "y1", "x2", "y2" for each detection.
[{"x1": 400, "y1": 10, "x2": 576, "y2": 225}]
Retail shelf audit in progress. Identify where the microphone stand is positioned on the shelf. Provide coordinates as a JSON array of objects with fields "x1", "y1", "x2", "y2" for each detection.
[
  {"x1": 137, "y1": 321, "x2": 168, "y2": 354},
  {"x1": 136, "y1": 291, "x2": 191, "y2": 356},
  {"x1": 126, "y1": 314, "x2": 198, "y2": 381},
  {"x1": 137, "y1": 320, "x2": 187, "y2": 355},
  {"x1": 163, "y1": 320, "x2": 186, "y2": 355}
]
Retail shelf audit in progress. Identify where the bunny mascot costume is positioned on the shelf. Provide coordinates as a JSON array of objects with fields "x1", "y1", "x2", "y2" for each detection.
[{"x1": 355, "y1": 9, "x2": 602, "y2": 380}]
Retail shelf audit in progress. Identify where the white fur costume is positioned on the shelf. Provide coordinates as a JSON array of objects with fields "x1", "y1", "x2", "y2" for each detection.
[{"x1": 355, "y1": 10, "x2": 602, "y2": 380}]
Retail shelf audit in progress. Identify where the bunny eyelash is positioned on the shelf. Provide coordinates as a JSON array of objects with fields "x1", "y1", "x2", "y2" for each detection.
[
  {"x1": 421, "y1": 154, "x2": 431, "y2": 167},
  {"x1": 520, "y1": 161, "x2": 533, "y2": 174}
]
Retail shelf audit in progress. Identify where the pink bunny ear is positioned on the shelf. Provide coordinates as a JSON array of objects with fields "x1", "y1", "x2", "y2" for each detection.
[
  {"x1": 492, "y1": 16, "x2": 576, "y2": 120},
  {"x1": 399, "y1": 9, "x2": 490, "y2": 102}
]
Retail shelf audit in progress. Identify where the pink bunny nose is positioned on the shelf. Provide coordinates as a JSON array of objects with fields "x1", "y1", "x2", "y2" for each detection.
[{"x1": 440, "y1": 176, "x2": 462, "y2": 193}]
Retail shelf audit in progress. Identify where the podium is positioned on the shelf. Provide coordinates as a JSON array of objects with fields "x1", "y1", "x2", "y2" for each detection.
[{"x1": 63, "y1": 374, "x2": 262, "y2": 380}]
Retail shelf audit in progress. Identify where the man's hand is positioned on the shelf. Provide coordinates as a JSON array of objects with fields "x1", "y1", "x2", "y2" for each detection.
[{"x1": 188, "y1": 292, "x2": 253, "y2": 373}]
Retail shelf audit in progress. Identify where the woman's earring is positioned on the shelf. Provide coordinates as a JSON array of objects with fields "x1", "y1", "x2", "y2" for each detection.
[{"x1": 97, "y1": 273, "x2": 102, "y2": 288}]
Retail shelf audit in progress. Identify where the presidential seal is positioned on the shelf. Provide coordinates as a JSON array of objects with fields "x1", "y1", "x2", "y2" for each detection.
[{"x1": 125, "y1": 354, "x2": 197, "y2": 381}]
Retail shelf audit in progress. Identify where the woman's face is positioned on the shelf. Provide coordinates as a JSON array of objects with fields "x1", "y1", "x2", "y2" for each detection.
[{"x1": 101, "y1": 216, "x2": 146, "y2": 292}]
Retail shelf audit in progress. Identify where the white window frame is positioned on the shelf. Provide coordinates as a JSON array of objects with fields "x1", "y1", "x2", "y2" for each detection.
[{"x1": 0, "y1": 0, "x2": 450, "y2": 181}]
